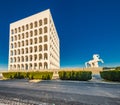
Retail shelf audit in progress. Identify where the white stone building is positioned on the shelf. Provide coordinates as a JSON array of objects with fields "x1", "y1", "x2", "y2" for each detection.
[{"x1": 8, "y1": 9, "x2": 60, "y2": 70}]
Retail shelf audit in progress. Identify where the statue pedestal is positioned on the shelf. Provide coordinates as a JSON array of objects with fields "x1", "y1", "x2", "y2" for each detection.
[
  {"x1": 83, "y1": 67, "x2": 103, "y2": 74},
  {"x1": 60, "y1": 67, "x2": 103, "y2": 75}
]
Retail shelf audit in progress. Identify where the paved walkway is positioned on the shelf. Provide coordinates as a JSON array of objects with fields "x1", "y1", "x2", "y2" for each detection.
[{"x1": 0, "y1": 78, "x2": 120, "y2": 105}]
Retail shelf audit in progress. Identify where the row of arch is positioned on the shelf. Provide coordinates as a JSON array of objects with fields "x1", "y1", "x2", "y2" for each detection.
[
  {"x1": 11, "y1": 18, "x2": 48, "y2": 34},
  {"x1": 50, "y1": 61, "x2": 59, "y2": 69},
  {"x1": 50, "y1": 53, "x2": 59, "y2": 63},
  {"x1": 50, "y1": 22, "x2": 59, "y2": 45},
  {"x1": 10, "y1": 53, "x2": 48, "y2": 63},
  {"x1": 11, "y1": 27, "x2": 48, "y2": 42},
  {"x1": 11, "y1": 45, "x2": 48, "y2": 56},
  {"x1": 10, "y1": 62, "x2": 48, "y2": 70},
  {"x1": 11, "y1": 37, "x2": 48, "y2": 48},
  {"x1": 50, "y1": 44, "x2": 59, "y2": 58}
]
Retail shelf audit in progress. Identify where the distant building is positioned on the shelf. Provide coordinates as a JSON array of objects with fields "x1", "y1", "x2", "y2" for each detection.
[{"x1": 8, "y1": 9, "x2": 60, "y2": 70}]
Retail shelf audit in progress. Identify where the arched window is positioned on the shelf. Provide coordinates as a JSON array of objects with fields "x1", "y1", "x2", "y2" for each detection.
[
  {"x1": 30, "y1": 23, "x2": 33, "y2": 29},
  {"x1": 14, "y1": 36, "x2": 17, "y2": 41},
  {"x1": 11, "y1": 44, "x2": 13, "y2": 49},
  {"x1": 17, "y1": 57, "x2": 20, "y2": 62},
  {"x1": 34, "y1": 29, "x2": 37, "y2": 36},
  {"x1": 39, "y1": 63, "x2": 42, "y2": 69},
  {"x1": 44, "y1": 62, "x2": 48, "y2": 69},
  {"x1": 34, "y1": 21, "x2": 38, "y2": 27},
  {"x1": 21, "y1": 56, "x2": 24, "y2": 62},
  {"x1": 30, "y1": 47, "x2": 33, "y2": 53},
  {"x1": 22, "y1": 26, "x2": 25, "y2": 31},
  {"x1": 11, "y1": 51, "x2": 13, "y2": 56},
  {"x1": 34, "y1": 38, "x2": 37, "y2": 44},
  {"x1": 25, "y1": 64, "x2": 28, "y2": 70},
  {"x1": 34, "y1": 63, "x2": 37, "y2": 69},
  {"x1": 26, "y1": 32, "x2": 29, "y2": 38},
  {"x1": 14, "y1": 65, "x2": 16, "y2": 69},
  {"x1": 39, "y1": 54, "x2": 42, "y2": 60},
  {"x1": 21, "y1": 64, "x2": 24, "y2": 70},
  {"x1": 30, "y1": 55, "x2": 32, "y2": 61},
  {"x1": 39, "y1": 28, "x2": 42, "y2": 34},
  {"x1": 39, "y1": 20, "x2": 42, "y2": 26},
  {"x1": 14, "y1": 50, "x2": 16, "y2": 55},
  {"x1": 39, "y1": 45, "x2": 42, "y2": 51},
  {"x1": 30, "y1": 39, "x2": 33, "y2": 45},
  {"x1": 18, "y1": 27, "x2": 21, "y2": 32},
  {"x1": 44, "y1": 35, "x2": 48, "y2": 42},
  {"x1": 26, "y1": 24, "x2": 29, "y2": 30},
  {"x1": 21, "y1": 48, "x2": 24, "y2": 54},
  {"x1": 39, "y1": 37, "x2": 42, "y2": 43},
  {"x1": 17, "y1": 64, "x2": 20, "y2": 70},
  {"x1": 22, "y1": 33, "x2": 24, "y2": 39},
  {"x1": 18, "y1": 49, "x2": 20, "y2": 54},
  {"x1": 44, "y1": 44, "x2": 48, "y2": 51},
  {"x1": 18, "y1": 34, "x2": 20, "y2": 40},
  {"x1": 29, "y1": 63, "x2": 32, "y2": 70},
  {"x1": 14, "y1": 57, "x2": 16, "y2": 62},
  {"x1": 44, "y1": 18, "x2": 47, "y2": 24},
  {"x1": 11, "y1": 36, "x2": 14, "y2": 41},
  {"x1": 44, "y1": 53, "x2": 48, "y2": 60},
  {"x1": 14, "y1": 43, "x2": 17, "y2": 48},
  {"x1": 30, "y1": 31, "x2": 33, "y2": 37},
  {"x1": 18, "y1": 42, "x2": 20, "y2": 47},
  {"x1": 10, "y1": 58, "x2": 13, "y2": 63},
  {"x1": 34, "y1": 54, "x2": 37, "y2": 61},
  {"x1": 11, "y1": 29, "x2": 14, "y2": 34},
  {"x1": 25, "y1": 56, "x2": 28, "y2": 62},
  {"x1": 26, "y1": 40, "x2": 28, "y2": 46},
  {"x1": 34, "y1": 46, "x2": 37, "y2": 52},
  {"x1": 22, "y1": 41, "x2": 24, "y2": 46},
  {"x1": 44, "y1": 26, "x2": 47, "y2": 33},
  {"x1": 15, "y1": 28, "x2": 17, "y2": 33},
  {"x1": 26, "y1": 48, "x2": 28, "y2": 53}
]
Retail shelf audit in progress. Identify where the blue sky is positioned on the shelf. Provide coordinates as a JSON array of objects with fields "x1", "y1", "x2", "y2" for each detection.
[{"x1": 0, "y1": 0, "x2": 120, "y2": 70}]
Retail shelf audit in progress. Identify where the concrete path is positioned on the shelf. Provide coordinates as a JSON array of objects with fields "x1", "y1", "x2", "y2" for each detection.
[{"x1": 0, "y1": 79, "x2": 120, "y2": 105}]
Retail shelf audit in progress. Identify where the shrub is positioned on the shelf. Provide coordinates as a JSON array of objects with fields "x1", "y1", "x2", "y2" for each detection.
[
  {"x1": 2, "y1": 71, "x2": 53, "y2": 80},
  {"x1": 100, "y1": 70, "x2": 120, "y2": 81},
  {"x1": 2, "y1": 72, "x2": 27, "y2": 79},
  {"x1": 2, "y1": 72, "x2": 14, "y2": 79},
  {"x1": 115, "y1": 66, "x2": 120, "y2": 70},
  {"x1": 58, "y1": 71, "x2": 92, "y2": 81},
  {"x1": 27, "y1": 72, "x2": 53, "y2": 80}
]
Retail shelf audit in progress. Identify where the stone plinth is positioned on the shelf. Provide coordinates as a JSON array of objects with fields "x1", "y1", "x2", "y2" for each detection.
[
  {"x1": 59, "y1": 67, "x2": 103, "y2": 75},
  {"x1": 83, "y1": 68, "x2": 103, "y2": 74}
]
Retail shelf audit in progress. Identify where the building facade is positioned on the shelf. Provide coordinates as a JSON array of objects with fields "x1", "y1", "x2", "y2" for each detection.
[{"x1": 8, "y1": 9, "x2": 60, "y2": 70}]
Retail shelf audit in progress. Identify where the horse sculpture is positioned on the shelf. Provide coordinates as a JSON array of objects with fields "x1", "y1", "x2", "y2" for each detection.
[{"x1": 85, "y1": 54, "x2": 104, "y2": 68}]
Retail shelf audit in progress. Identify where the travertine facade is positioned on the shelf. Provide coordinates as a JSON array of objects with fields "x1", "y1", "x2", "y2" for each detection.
[{"x1": 8, "y1": 9, "x2": 60, "y2": 70}]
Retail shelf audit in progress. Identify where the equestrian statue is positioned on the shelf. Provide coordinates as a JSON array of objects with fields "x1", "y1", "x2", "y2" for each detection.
[{"x1": 85, "y1": 54, "x2": 104, "y2": 68}]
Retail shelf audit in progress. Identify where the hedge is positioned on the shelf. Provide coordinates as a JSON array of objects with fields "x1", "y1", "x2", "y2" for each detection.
[
  {"x1": 100, "y1": 70, "x2": 120, "y2": 81},
  {"x1": 2, "y1": 72, "x2": 26, "y2": 79},
  {"x1": 27, "y1": 72, "x2": 53, "y2": 80},
  {"x1": 2, "y1": 71, "x2": 53, "y2": 80},
  {"x1": 115, "y1": 66, "x2": 120, "y2": 70},
  {"x1": 58, "y1": 71, "x2": 92, "y2": 81}
]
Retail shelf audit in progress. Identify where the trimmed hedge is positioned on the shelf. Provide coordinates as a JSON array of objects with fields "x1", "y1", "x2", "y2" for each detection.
[
  {"x1": 27, "y1": 72, "x2": 53, "y2": 80},
  {"x1": 2, "y1": 72, "x2": 26, "y2": 79},
  {"x1": 115, "y1": 66, "x2": 120, "y2": 70},
  {"x1": 2, "y1": 71, "x2": 53, "y2": 80},
  {"x1": 58, "y1": 71, "x2": 92, "y2": 81},
  {"x1": 100, "y1": 70, "x2": 120, "y2": 81}
]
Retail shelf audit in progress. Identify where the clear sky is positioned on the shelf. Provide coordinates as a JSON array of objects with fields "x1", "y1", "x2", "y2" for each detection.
[{"x1": 0, "y1": 0, "x2": 120, "y2": 70}]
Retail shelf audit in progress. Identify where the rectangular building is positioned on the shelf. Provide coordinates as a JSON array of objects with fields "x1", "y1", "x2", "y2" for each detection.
[{"x1": 8, "y1": 9, "x2": 60, "y2": 70}]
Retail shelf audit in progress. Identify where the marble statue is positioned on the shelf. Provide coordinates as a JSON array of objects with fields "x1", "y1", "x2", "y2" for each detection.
[{"x1": 85, "y1": 54, "x2": 104, "y2": 68}]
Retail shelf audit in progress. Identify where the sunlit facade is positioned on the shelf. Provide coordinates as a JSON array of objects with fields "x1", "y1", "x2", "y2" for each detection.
[{"x1": 8, "y1": 9, "x2": 60, "y2": 70}]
